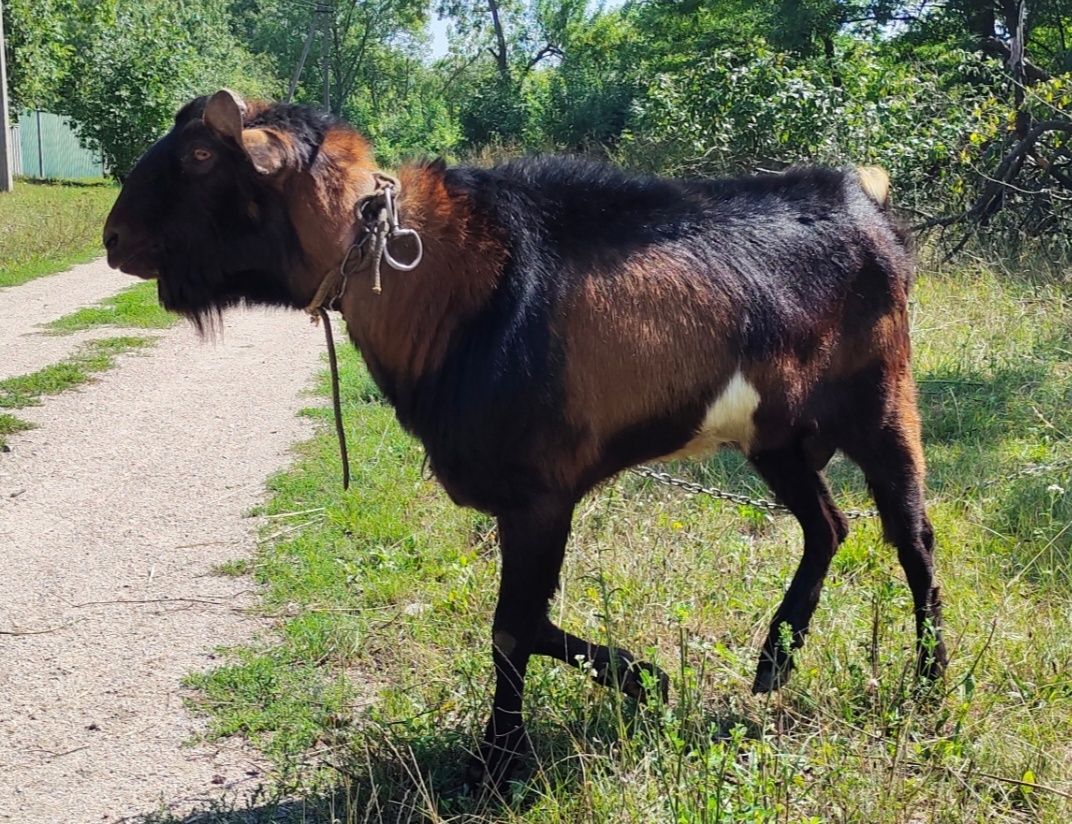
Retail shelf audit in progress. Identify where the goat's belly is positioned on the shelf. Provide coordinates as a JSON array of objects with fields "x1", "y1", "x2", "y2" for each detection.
[{"x1": 662, "y1": 370, "x2": 761, "y2": 459}]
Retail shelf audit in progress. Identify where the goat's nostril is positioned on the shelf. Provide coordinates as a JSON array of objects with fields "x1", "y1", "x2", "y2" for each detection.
[{"x1": 104, "y1": 230, "x2": 119, "y2": 251}]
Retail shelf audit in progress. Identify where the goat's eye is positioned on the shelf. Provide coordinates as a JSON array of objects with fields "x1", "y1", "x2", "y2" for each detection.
[{"x1": 192, "y1": 147, "x2": 213, "y2": 162}]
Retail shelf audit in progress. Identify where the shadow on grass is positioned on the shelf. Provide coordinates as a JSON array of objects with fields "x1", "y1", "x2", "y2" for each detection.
[
  {"x1": 141, "y1": 723, "x2": 574, "y2": 823},
  {"x1": 147, "y1": 705, "x2": 778, "y2": 824},
  {"x1": 15, "y1": 176, "x2": 114, "y2": 189}
]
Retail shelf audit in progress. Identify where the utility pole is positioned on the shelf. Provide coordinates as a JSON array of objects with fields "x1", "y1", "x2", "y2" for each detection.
[
  {"x1": 1, "y1": 0, "x2": 15, "y2": 192},
  {"x1": 286, "y1": 10, "x2": 319, "y2": 103},
  {"x1": 286, "y1": 2, "x2": 331, "y2": 114}
]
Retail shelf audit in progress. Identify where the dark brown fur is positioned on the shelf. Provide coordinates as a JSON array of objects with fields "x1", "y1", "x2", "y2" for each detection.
[{"x1": 103, "y1": 93, "x2": 947, "y2": 791}]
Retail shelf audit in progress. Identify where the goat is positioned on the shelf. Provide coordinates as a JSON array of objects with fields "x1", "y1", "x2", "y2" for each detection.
[{"x1": 103, "y1": 90, "x2": 948, "y2": 788}]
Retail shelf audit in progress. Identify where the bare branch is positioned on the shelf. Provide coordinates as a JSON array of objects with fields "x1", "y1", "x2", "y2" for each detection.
[
  {"x1": 913, "y1": 120, "x2": 1072, "y2": 231},
  {"x1": 980, "y1": 36, "x2": 1052, "y2": 84},
  {"x1": 438, "y1": 51, "x2": 484, "y2": 97},
  {"x1": 524, "y1": 44, "x2": 563, "y2": 73}
]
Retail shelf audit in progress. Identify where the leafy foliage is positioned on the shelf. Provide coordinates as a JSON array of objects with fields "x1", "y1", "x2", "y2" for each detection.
[
  {"x1": 70, "y1": 2, "x2": 274, "y2": 177},
  {"x1": 4, "y1": 1, "x2": 274, "y2": 178},
  {"x1": 6, "y1": 0, "x2": 1068, "y2": 244},
  {"x1": 620, "y1": 45, "x2": 1004, "y2": 207}
]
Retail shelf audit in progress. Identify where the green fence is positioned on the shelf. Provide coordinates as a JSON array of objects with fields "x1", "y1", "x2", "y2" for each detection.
[{"x1": 13, "y1": 110, "x2": 105, "y2": 180}]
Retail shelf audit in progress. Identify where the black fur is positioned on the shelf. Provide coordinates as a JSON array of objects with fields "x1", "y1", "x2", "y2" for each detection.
[
  {"x1": 386, "y1": 158, "x2": 904, "y2": 512},
  {"x1": 104, "y1": 98, "x2": 341, "y2": 330}
]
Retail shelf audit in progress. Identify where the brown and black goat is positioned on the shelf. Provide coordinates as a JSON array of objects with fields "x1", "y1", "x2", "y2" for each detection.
[{"x1": 103, "y1": 90, "x2": 948, "y2": 787}]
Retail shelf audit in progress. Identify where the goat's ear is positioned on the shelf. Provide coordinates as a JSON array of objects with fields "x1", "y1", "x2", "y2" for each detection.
[
  {"x1": 203, "y1": 89, "x2": 247, "y2": 143},
  {"x1": 240, "y1": 128, "x2": 290, "y2": 176}
]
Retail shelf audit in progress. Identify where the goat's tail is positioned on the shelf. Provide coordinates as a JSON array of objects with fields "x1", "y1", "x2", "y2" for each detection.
[
  {"x1": 855, "y1": 165, "x2": 915, "y2": 291},
  {"x1": 856, "y1": 165, "x2": 891, "y2": 208}
]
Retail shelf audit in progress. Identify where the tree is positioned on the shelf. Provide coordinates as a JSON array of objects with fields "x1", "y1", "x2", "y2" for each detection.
[
  {"x1": 1, "y1": 0, "x2": 110, "y2": 110},
  {"x1": 230, "y1": 1, "x2": 426, "y2": 117},
  {"x1": 325, "y1": 0, "x2": 426, "y2": 116},
  {"x1": 59, "y1": 1, "x2": 273, "y2": 177}
]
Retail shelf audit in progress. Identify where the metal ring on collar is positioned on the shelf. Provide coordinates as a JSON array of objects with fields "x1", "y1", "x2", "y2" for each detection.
[{"x1": 382, "y1": 228, "x2": 424, "y2": 272}]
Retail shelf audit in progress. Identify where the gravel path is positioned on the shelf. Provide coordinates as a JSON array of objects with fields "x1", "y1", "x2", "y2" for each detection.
[
  {"x1": 0, "y1": 275, "x2": 328, "y2": 822},
  {"x1": 1, "y1": 259, "x2": 134, "y2": 380}
]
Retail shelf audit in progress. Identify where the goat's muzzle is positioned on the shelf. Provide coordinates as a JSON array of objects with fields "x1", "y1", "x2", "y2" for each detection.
[{"x1": 102, "y1": 221, "x2": 158, "y2": 279}]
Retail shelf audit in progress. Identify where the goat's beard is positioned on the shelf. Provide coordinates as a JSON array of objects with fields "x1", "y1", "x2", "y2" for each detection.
[{"x1": 155, "y1": 229, "x2": 301, "y2": 335}]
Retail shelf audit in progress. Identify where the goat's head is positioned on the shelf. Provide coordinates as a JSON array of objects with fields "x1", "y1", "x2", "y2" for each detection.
[{"x1": 103, "y1": 89, "x2": 374, "y2": 328}]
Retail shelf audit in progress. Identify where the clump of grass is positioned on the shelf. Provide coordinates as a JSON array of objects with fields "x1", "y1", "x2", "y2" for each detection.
[
  {"x1": 0, "y1": 336, "x2": 156, "y2": 410},
  {"x1": 46, "y1": 281, "x2": 175, "y2": 334},
  {"x1": 0, "y1": 178, "x2": 117, "y2": 288},
  {"x1": 213, "y1": 558, "x2": 252, "y2": 577},
  {"x1": 0, "y1": 412, "x2": 35, "y2": 449},
  {"x1": 184, "y1": 266, "x2": 1072, "y2": 822}
]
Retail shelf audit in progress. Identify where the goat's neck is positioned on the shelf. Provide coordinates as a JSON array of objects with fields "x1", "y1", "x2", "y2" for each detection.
[
  {"x1": 284, "y1": 128, "x2": 379, "y2": 307},
  {"x1": 338, "y1": 162, "x2": 505, "y2": 393}
]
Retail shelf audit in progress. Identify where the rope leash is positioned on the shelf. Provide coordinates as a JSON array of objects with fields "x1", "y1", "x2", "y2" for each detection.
[
  {"x1": 629, "y1": 466, "x2": 877, "y2": 519},
  {"x1": 305, "y1": 174, "x2": 423, "y2": 490},
  {"x1": 304, "y1": 173, "x2": 423, "y2": 317},
  {"x1": 318, "y1": 308, "x2": 350, "y2": 491},
  {"x1": 313, "y1": 316, "x2": 1070, "y2": 514},
  {"x1": 314, "y1": 316, "x2": 1071, "y2": 513},
  {"x1": 629, "y1": 458, "x2": 1072, "y2": 519}
]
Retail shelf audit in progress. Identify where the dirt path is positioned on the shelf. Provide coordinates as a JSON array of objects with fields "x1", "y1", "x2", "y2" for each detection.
[
  {"x1": 1, "y1": 258, "x2": 134, "y2": 380},
  {"x1": 0, "y1": 274, "x2": 328, "y2": 822}
]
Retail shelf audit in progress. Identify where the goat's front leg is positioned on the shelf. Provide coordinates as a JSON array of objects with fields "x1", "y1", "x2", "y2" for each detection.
[
  {"x1": 468, "y1": 498, "x2": 574, "y2": 791},
  {"x1": 532, "y1": 620, "x2": 669, "y2": 703}
]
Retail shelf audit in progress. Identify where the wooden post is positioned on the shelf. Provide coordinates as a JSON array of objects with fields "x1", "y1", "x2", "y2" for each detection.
[{"x1": 0, "y1": 0, "x2": 14, "y2": 191}]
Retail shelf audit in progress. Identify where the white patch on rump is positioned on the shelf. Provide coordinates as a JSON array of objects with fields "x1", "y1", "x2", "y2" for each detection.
[{"x1": 665, "y1": 370, "x2": 761, "y2": 458}]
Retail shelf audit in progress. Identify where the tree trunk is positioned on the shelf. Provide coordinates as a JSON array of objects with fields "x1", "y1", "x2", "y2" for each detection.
[
  {"x1": 822, "y1": 34, "x2": 841, "y2": 88},
  {"x1": 487, "y1": 0, "x2": 509, "y2": 82}
]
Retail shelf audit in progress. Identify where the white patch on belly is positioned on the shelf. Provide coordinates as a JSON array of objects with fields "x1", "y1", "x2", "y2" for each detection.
[{"x1": 666, "y1": 370, "x2": 761, "y2": 458}]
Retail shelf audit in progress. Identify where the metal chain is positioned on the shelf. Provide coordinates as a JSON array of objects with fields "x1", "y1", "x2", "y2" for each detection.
[
  {"x1": 625, "y1": 466, "x2": 884, "y2": 518},
  {"x1": 630, "y1": 455, "x2": 1072, "y2": 521},
  {"x1": 629, "y1": 465, "x2": 798, "y2": 515},
  {"x1": 977, "y1": 456, "x2": 1072, "y2": 489}
]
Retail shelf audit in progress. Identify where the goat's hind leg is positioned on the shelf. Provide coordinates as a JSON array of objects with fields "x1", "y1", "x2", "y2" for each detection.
[
  {"x1": 844, "y1": 407, "x2": 948, "y2": 683},
  {"x1": 750, "y1": 445, "x2": 849, "y2": 693},
  {"x1": 532, "y1": 621, "x2": 670, "y2": 702}
]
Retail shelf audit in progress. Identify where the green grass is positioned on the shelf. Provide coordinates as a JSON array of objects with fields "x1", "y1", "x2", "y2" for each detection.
[
  {"x1": 0, "y1": 178, "x2": 117, "y2": 288},
  {"x1": 180, "y1": 265, "x2": 1072, "y2": 823},
  {"x1": 0, "y1": 412, "x2": 35, "y2": 450},
  {"x1": 0, "y1": 337, "x2": 156, "y2": 411},
  {"x1": 46, "y1": 281, "x2": 176, "y2": 334}
]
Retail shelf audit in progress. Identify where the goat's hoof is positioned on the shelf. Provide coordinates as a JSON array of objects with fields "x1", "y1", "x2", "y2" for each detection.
[
  {"x1": 465, "y1": 724, "x2": 529, "y2": 795},
  {"x1": 620, "y1": 660, "x2": 670, "y2": 704},
  {"x1": 752, "y1": 653, "x2": 793, "y2": 694},
  {"x1": 913, "y1": 644, "x2": 948, "y2": 699}
]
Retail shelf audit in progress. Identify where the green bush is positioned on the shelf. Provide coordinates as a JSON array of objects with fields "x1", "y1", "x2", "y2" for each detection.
[{"x1": 620, "y1": 45, "x2": 997, "y2": 208}]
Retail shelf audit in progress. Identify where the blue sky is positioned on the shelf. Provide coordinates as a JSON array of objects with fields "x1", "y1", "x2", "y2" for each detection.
[
  {"x1": 425, "y1": 1, "x2": 625, "y2": 61},
  {"x1": 428, "y1": 10, "x2": 450, "y2": 59}
]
